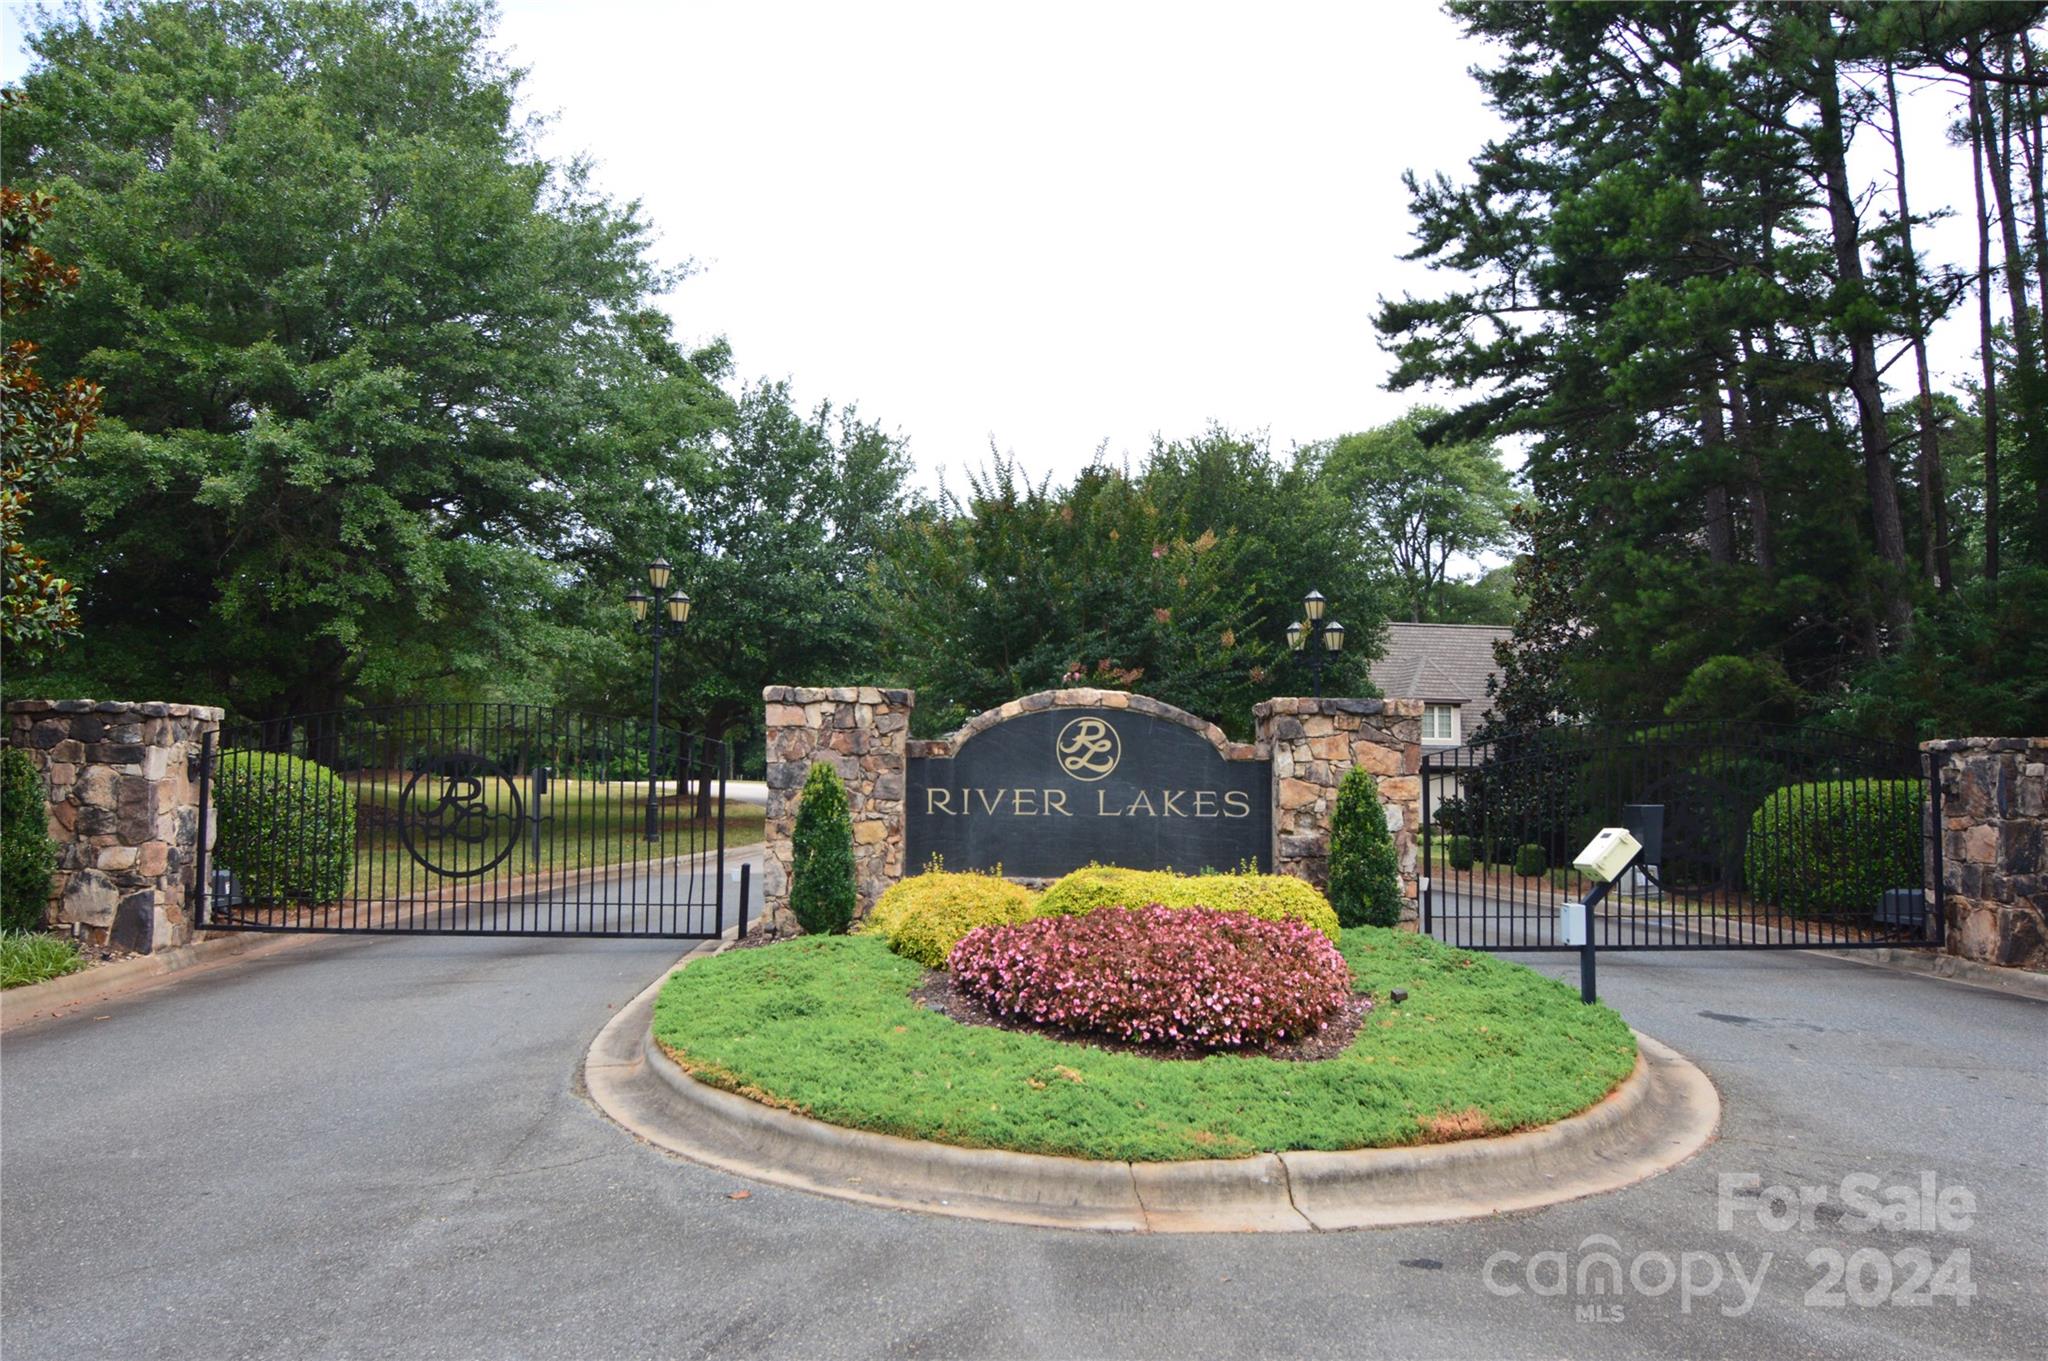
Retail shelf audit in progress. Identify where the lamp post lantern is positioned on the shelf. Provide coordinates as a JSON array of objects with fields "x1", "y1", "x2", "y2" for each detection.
[
  {"x1": 626, "y1": 559, "x2": 693, "y2": 843},
  {"x1": 1287, "y1": 590, "x2": 1346, "y2": 698}
]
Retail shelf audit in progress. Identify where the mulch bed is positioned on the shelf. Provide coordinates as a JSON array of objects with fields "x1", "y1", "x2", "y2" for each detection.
[
  {"x1": 72, "y1": 940, "x2": 144, "y2": 970},
  {"x1": 910, "y1": 970, "x2": 1373, "y2": 1063},
  {"x1": 728, "y1": 920, "x2": 787, "y2": 952}
]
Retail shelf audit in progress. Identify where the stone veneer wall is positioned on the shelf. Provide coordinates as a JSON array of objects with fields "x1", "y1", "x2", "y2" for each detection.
[
  {"x1": 5, "y1": 699, "x2": 223, "y2": 952},
  {"x1": 1925, "y1": 737, "x2": 2046, "y2": 969},
  {"x1": 760, "y1": 686, "x2": 1424, "y2": 932},
  {"x1": 1254, "y1": 697, "x2": 1425, "y2": 917},
  {"x1": 761, "y1": 686, "x2": 913, "y2": 932}
]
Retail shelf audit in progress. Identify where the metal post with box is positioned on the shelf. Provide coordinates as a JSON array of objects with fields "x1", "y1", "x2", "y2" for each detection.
[{"x1": 1564, "y1": 826, "x2": 1644, "y2": 1004}]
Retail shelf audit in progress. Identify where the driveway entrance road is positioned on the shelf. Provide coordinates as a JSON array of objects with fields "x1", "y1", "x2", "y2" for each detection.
[{"x1": 3, "y1": 877, "x2": 2042, "y2": 1360}]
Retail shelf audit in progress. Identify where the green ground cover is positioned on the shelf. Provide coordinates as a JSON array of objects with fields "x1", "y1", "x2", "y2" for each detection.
[
  {"x1": 652, "y1": 928, "x2": 1637, "y2": 1162},
  {"x1": 0, "y1": 932, "x2": 86, "y2": 989}
]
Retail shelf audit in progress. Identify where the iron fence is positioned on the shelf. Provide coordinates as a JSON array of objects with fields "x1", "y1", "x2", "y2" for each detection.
[
  {"x1": 1421, "y1": 721, "x2": 1940, "y2": 951},
  {"x1": 196, "y1": 703, "x2": 734, "y2": 938}
]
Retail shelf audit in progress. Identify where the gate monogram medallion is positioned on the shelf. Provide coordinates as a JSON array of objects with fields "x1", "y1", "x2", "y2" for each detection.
[{"x1": 397, "y1": 751, "x2": 526, "y2": 878}]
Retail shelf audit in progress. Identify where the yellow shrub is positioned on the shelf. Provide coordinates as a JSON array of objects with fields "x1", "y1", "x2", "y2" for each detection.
[
  {"x1": 1034, "y1": 865, "x2": 1181, "y2": 918},
  {"x1": 1036, "y1": 864, "x2": 1340, "y2": 942},
  {"x1": 864, "y1": 869, "x2": 1039, "y2": 969},
  {"x1": 1175, "y1": 871, "x2": 1341, "y2": 942}
]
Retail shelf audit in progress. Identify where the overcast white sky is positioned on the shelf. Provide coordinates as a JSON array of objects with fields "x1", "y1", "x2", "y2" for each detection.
[{"x1": 2, "y1": 0, "x2": 2001, "y2": 493}]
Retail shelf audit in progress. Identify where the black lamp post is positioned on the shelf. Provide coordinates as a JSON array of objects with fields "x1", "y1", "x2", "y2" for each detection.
[
  {"x1": 1286, "y1": 589, "x2": 1346, "y2": 698},
  {"x1": 626, "y1": 557, "x2": 692, "y2": 843}
]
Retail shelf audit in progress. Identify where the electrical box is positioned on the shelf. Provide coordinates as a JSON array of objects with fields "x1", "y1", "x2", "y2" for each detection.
[
  {"x1": 1874, "y1": 888, "x2": 1926, "y2": 927},
  {"x1": 1621, "y1": 804, "x2": 1664, "y2": 866},
  {"x1": 211, "y1": 866, "x2": 243, "y2": 909},
  {"x1": 1573, "y1": 827, "x2": 1642, "y2": 884},
  {"x1": 1559, "y1": 900, "x2": 1588, "y2": 947}
]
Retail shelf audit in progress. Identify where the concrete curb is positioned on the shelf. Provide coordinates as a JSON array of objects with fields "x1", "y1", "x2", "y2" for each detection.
[
  {"x1": 4, "y1": 846, "x2": 763, "y2": 1033},
  {"x1": 1814, "y1": 947, "x2": 2048, "y2": 1002},
  {"x1": 584, "y1": 960, "x2": 1721, "y2": 1233}
]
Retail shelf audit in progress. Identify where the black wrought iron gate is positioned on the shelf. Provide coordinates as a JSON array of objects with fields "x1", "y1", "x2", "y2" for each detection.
[
  {"x1": 193, "y1": 704, "x2": 740, "y2": 939},
  {"x1": 1420, "y1": 721, "x2": 1942, "y2": 953}
]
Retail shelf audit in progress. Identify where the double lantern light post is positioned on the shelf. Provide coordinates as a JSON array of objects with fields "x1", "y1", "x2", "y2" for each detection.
[
  {"x1": 1285, "y1": 589, "x2": 1346, "y2": 698},
  {"x1": 625, "y1": 557, "x2": 692, "y2": 843}
]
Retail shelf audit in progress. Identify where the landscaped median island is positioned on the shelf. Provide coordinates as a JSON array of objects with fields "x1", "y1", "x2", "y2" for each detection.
[{"x1": 650, "y1": 866, "x2": 1638, "y2": 1163}]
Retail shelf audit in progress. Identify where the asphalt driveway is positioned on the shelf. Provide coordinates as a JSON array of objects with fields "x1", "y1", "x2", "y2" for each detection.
[{"x1": 3, "y1": 880, "x2": 2042, "y2": 1360}]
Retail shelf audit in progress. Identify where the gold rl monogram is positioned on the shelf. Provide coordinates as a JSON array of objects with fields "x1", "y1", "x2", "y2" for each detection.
[{"x1": 1056, "y1": 716, "x2": 1120, "y2": 781}]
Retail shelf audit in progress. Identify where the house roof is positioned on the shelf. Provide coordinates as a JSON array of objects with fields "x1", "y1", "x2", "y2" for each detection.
[{"x1": 1369, "y1": 622, "x2": 1510, "y2": 711}]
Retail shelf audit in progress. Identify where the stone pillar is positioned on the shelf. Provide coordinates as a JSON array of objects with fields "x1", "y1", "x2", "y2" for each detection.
[
  {"x1": 761, "y1": 686, "x2": 913, "y2": 932},
  {"x1": 4, "y1": 699, "x2": 223, "y2": 952},
  {"x1": 1255, "y1": 697, "x2": 1424, "y2": 918},
  {"x1": 1925, "y1": 737, "x2": 2046, "y2": 969}
]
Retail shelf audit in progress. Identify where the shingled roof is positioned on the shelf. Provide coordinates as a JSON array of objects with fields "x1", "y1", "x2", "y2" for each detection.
[{"x1": 1368, "y1": 622, "x2": 1510, "y2": 717}]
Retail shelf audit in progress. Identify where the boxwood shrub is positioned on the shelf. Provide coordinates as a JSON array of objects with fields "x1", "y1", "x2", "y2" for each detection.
[
  {"x1": 213, "y1": 751, "x2": 356, "y2": 905},
  {"x1": 1036, "y1": 864, "x2": 1340, "y2": 942},
  {"x1": 1513, "y1": 843, "x2": 1548, "y2": 877},
  {"x1": 863, "y1": 867, "x2": 1038, "y2": 968},
  {"x1": 1745, "y1": 780, "x2": 1923, "y2": 919},
  {"x1": 1446, "y1": 834, "x2": 1476, "y2": 872}
]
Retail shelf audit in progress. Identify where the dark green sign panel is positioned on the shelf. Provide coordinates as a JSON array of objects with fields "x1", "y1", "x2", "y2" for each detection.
[{"x1": 906, "y1": 708, "x2": 1272, "y2": 877}]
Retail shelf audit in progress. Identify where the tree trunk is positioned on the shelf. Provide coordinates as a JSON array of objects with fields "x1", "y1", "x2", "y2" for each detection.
[
  {"x1": 1972, "y1": 56, "x2": 2003, "y2": 583},
  {"x1": 1726, "y1": 346, "x2": 1774, "y2": 576},
  {"x1": 2011, "y1": 42, "x2": 2048, "y2": 537},
  {"x1": 1984, "y1": 49, "x2": 2047, "y2": 545},
  {"x1": 1884, "y1": 63, "x2": 1953, "y2": 591},
  {"x1": 1813, "y1": 26, "x2": 1913, "y2": 643},
  {"x1": 1700, "y1": 364, "x2": 1735, "y2": 565},
  {"x1": 1815, "y1": 395, "x2": 1885, "y2": 662},
  {"x1": 2024, "y1": 41, "x2": 2048, "y2": 342}
]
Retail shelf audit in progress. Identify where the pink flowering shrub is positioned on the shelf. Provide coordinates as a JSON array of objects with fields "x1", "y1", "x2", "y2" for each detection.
[{"x1": 947, "y1": 905, "x2": 1354, "y2": 1050}]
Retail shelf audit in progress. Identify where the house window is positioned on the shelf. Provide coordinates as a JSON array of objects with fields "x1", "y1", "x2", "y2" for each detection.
[{"x1": 1423, "y1": 703, "x2": 1459, "y2": 743}]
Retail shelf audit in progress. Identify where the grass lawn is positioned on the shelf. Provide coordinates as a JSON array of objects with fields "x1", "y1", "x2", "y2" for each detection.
[
  {"x1": 652, "y1": 928, "x2": 1638, "y2": 1162},
  {"x1": 0, "y1": 932, "x2": 87, "y2": 989}
]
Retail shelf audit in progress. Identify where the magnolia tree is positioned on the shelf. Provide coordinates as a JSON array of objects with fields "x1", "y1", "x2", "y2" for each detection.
[{"x1": 1, "y1": 93, "x2": 100, "y2": 661}]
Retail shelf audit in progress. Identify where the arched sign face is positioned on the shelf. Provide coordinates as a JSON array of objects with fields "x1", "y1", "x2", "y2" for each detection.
[{"x1": 907, "y1": 706, "x2": 1271, "y2": 877}]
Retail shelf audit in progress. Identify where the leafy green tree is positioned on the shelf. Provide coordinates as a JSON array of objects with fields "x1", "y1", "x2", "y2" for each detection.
[
  {"x1": 1, "y1": 93, "x2": 102, "y2": 663},
  {"x1": 664, "y1": 385, "x2": 911, "y2": 743},
  {"x1": 1325, "y1": 765, "x2": 1402, "y2": 928},
  {"x1": 1482, "y1": 504, "x2": 1587, "y2": 735},
  {"x1": 1432, "y1": 563, "x2": 1517, "y2": 626},
  {"x1": 1826, "y1": 566, "x2": 2048, "y2": 742},
  {"x1": 1313, "y1": 408, "x2": 1516, "y2": 623},
  {"x1": 548, "y1": 381, "x2": 913, "y2": 778},
  {"x1": 1664, "y1": 654, "x2": 1806, "y2": 725},
  {"x1": 789, "y1": 762, "x2": 856, "y2": 935},
  {"x1": 2, "y1": 0, "x2": 725, "y2": 717},
  {"x1": 875, "y1": 437, "x2": 1380, "y2": 738}
]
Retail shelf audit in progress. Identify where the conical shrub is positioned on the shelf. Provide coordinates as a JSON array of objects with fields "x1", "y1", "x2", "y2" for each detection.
[
  {"x1": 1325, "y1": 765, "x2": 1404, "y2": 928},
  {"x1": 789, "y1": 762, "x2": 857, "y2": 935}
]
